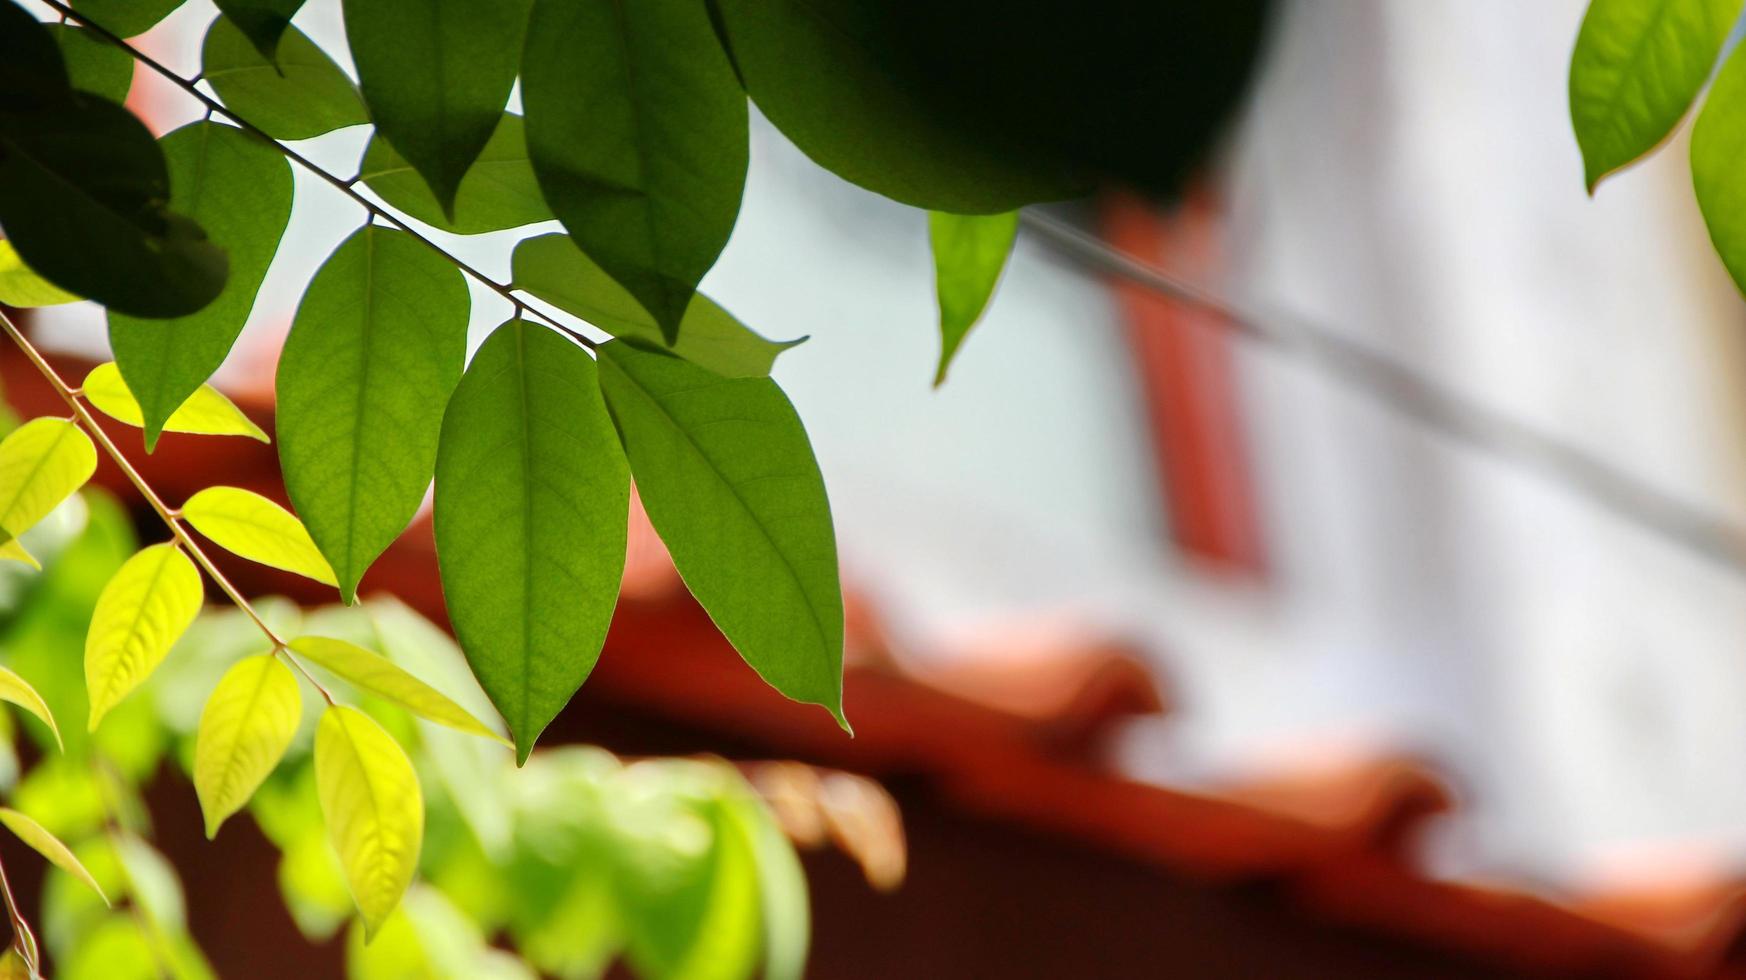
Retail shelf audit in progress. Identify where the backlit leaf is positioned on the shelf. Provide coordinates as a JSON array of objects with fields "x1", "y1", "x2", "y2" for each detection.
[
  {"x1": 46, "y1": 25, "x2": 133, "y2": 103},
  {"x1": 278, "y1": 226, "x2": 470, "y2": 602},
  {"x1": 214, "y1": 0, "x2": 307, "y2": 62},
  {"x1": 0, "y1": 539, "x2": 38, "y2": 570},
  {"x1": 84, "y1": 542, "x2": 204, "y2": 729},
  {"x1": 522, "y1": 0, "x2": 748, "y2": 339},
  {"x1": 0, "y1": 418, "x2": 97, "y2": 541},
  {"x1": 109, "y1": 121, "x2": 292, "y2": 449},
  {"x1": 0, "y1": 664, "x2": 62, "y2": 752},
  {"x1": 287, "y1": 635, "x2": 506, "y2": 744},
  {"x1": 315, "y1": 705, "x2": 423, "y2": 940},
  {"x1": 0, "y1": 240, "x2": 81, "y2": 307},
  {"x1": 512, "y1": 233, "x2": 800, "y2": 378},
  {"x1": 929, "y1": 211, "x2": 1017, "y2": 385},
  {"x1": 195, "y1": 653, "x2": 300, "y2": 837},
  {"x1": 203, "y1": 17, "x2": 368, "y2": 141},
  {"x1": 181, "y1": 486, "x2": 337, "y2": 587},
  {"x1": 619, "y1": 791, "x2": 761, "y2": 980},
  {"x1": 597, "y1": 341, "x2": 845, "y2": 725},
  {"x1": 434, "y1": 321, "x2": 628, "y2": 763},
  {"x1": 1570, "y1": 0, "x2": 1741, "y2": 190},
  {"x1": 70, "y1": 0, "x2": 185, "y2": 38},
  {"x1": 1694, "y1": 44, "x2": 1746, "y2": 294},
  {"x1": 726, "y1": 791, "x2": 808, "y2": 980},
  {"x1": 360, "y1": 114, "x2": 552, "y2": 235},
  {"x1": 0, "y1": 807, "x2": 108, "y2": 905},
  {"x1": 82, "y1": 363, "x2": 268, "y2": 444}
]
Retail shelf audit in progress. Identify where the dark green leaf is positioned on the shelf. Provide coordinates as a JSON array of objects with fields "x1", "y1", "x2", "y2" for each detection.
[
  {"x1": 202, "y1": 16, "x2": 368, "y2": 141},
  {"x1": 435, "y1": 321, "x2": 628, "y2": 764},
  {"x1": 346, "y1": 0, "x2": 529, "y2": 220},
  {"x1": 109, "y1": 121, "x2": 292, "y2": 450},
  {"x1": 213, "y1": 0, "x2": 306, "y2": 62},
  {"x1": 0, "y1": 0, "x2": 69, "y2": 92},
  {"x1": 360, "y1": 114, "x2": 551, "y2": 235},
  {"x1": 522, "y1": 0, "x2": 748, "y2": 340},
  {"x1": 278, "y1": 226, "x2": 470, "y2": 601},
  {"x1": 1570, "y1": 0, "x2": 1741, "y2": 191},
  {"x1": 596, "y1": 341, "x2": 845, "y2": 725},
  {"x1": 929, "y1": 211, "x2": 1017, "y2": 386},
  {"x1": 46, "y1": 26, "x2": 133, "y2": 103},
  {"x1": 71, "y1": 0, "x2": 185, "y2": 38},
  {"x1": 512, "y1": 233, "x2": 798, "y2": 378}
]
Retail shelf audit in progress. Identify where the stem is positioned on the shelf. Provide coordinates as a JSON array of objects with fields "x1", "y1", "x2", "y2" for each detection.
[
  {"x1": 0, "y1": 311, "x2": 336, "y2": 705},
  {"x1": 38, "y1": 0, "x2": 599, "y2": 352},
  {"x1": 0, "y1": 854, "x2": 39, "y2": 976}
]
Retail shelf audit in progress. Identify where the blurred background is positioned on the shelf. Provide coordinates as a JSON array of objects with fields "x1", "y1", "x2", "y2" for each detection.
[{"x1": 16, "y1": 0, "x2": 1746, "y2": 976}]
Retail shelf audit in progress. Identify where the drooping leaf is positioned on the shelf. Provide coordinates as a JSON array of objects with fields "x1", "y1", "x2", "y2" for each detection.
[
  {"x1": 277, "y1": 226, "x2": 470, "y2": 601},
  {"x1": 0, "y1": 539, "x2": 39, "y2": 570},
  {"x1": 202, "y1": 17, "x2": 369, "y2": 141},
  {"x1": 725, "y1": 790, "x2": 809, "y2": 980},
  {"x1": 109, "y1": 121, "x2": 292, "y2": 449},
  {"x1": 46, "y1": 25, "x2": 133, "y2": 103},
  {"x1": 0, "y1": 418, "x2": 97, "y2": 541},
  {"x1": 929, "y1": 210, "x2": 1018, "y2": 385},
  {"x1": 213, "y1": 0, "x2": 306, "y2": 62},
  {"x1": 84, "y1": 542, "x2": 204, "y2": 730},
  {"x1": 1694, "y1": 45, "x2": 1746, "y2": 293},
  {"x1": 70, "y1": 0, "x2": 186, "y2": 38},
  {"x1": 596, "y1": 341, "x2": 845, "y2": 724},
  {"x1": 1570, "y1": 0, "x2": 1742, "y2": 190},
  {"x1": 0, "y1": 240, "x2": 81, "y2": 307},
  {"x1": 0, "y1": 807, "x2": 108, "y2": 905},
  {"x1": 195, "y1": 653, "x2": 300, "y2": 837},
  {"x1": 181, "y1": 486, "x2": 337, "y2": 587},
  {"x1": 434, "y1": 321, "x2": 628, "y2": 763},
  {"x1": 287, "y1": 636, "x2": 506, "y2": 744},
  {"x1": 0, "y1": 665, "x2": 61, "y2": 751},
  {"x1": 82, "y1": 363, "x2": 269, "y2": 444},
  {"x1": 360, "y1": 114, "x2": 552, "y2": 235},
  {"x1": 345, "y1": 0, "x2": 530, "y2": 219},
  {"x1": 314, "y1": 704, "x2": 423, "y2": 940},
  {"x1": 522, "y1": 0, "x2": 748, "y2": 339},
  {"x1": 512, "y1": 233, "x2": 800, "y2": 378},
  {"x1": 619, "y1": 792, "x2": 762, "y2": 980}
]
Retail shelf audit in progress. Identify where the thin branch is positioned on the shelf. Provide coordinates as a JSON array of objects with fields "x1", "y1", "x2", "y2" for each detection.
[{"x1": 0, "y1": 854, "x2": 39, "y2": 976}]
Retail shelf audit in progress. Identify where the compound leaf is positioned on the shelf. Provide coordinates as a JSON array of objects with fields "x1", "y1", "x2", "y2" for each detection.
[
  {"x1": 195, "y1": 653, "x2": 300, "y2": 837},
  {"x1": 929, "y1": 211, "x2": 1017, "y2": 385},
  {"x1": 82, "y1": 362, "x2": 269, "y2": 443},
  {"x1": 203, "y1": 16, "x2": 368, "y2": 141},
  {"x1": 287, "y1": 636, "x2": 505, "y2": 744},
  {"x1": 182, "y1": 486, "x2": 337, "y2": 588},
  {"x1": 315, "y1": 705, "x2": 422, "y2": 940},
  {"x1": 85, "y1": 542, "x2": 204, "y2": 730}
]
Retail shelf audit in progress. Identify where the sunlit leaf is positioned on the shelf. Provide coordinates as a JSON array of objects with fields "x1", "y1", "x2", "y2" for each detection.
[
  {"x1": 84, "y1": 542, "x2": 204, "y2": 730},
  {"x1": 82, "y1": 363, "x2": 268, "y2": 444},
  {"x1": 929, "y1": 210, "x2": 1017, "y2": 385},
  {"x1": 619, "y1": 792, "x2": 761, "y2": 980},
  {"x1": 288, "y1": 636, "x2": 506, "y2": 744},
  {"x1": 202, "y1": 16, "x2": 368, "y2": 141},
  {"x1": 214, "y1": 0, "x2": 306, "y2": 62},
  {"x1": 1695, "y1": 44, "x2": 1746, "y2": 294},
  {"x1": 434, "y1": 321, "x2": 628, "y2": 763},
  {"x1": 523, "y1": 0, "x2": 748, "y2": 339},
  {"x1": 726, "y1": 791, "x2": 809, "y2": 980},
  {"x1": 596, "y1": 341, "x2": 845, "y2": 725},
  {"x1": 70, "y1": 0, "x2": 186, "y2": 38},
  {"x1": 45, "y1": 25, "x2": 132, "y2": 103},
  {"x1": 195, "y1": 653, "x2": 300, "y2": 837},
  {"x1": 315, "y1": 705, "x2": 424, "y2": 940},
  {"x1": 109, "y1": 121, "x2": 292, "y2": 448},
  {"x1": 0, "y1": 539, "x2": 38, "y2": 570},
  {"x1": 0, "y1": 807, "x2": 109, "y2": 905},
  {"x1": 0, "y1": 418, "x2": 97, "y2": 541},
  {"x1": 0, "y1": 239, "x2": 82, "y2": 308},
  {"x1": 1570, "y1": 0, "x2": 1741, "y2": 190},
  {"x1": 181, "y1": 486, "x2": 337, "y2": 587},
  {"x1": 361, "y1": 114, "x2": 553, "y2": 235},
  {"x1": 512, "y1": 234, "x2": 800, "y2": 378},
  {"x1": 0, "y1": 664, "x2": 62, "y2": 752},
  {"x1": 278, "y1": 225, "x2": 470, "y2": 602}
]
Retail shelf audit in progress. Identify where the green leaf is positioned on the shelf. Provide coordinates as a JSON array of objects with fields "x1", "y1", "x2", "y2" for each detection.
[
  {"x1": 0, "y1": 240, "x2": 81, "y2": 308},
  {"x1": 434, "y1": 321, "x2": 628, "y2": 763},
  {"x1": 596, "y1": 341, "x2": 845, "y2": 724},
  {"x1": 202, "y1": 16, "x2": 368, "y2": 141},
  {"x1": 70, "y1": 0, "x2": 185, "y2": 38},
  {"x1": 345, "y1": 0, "x2": 530, "y2": 219},
  {"x1": 726, "y1": 791, "x2": 808, "y2": 980},
  {"x1": 82, "y1": 363, "x2": 269, "y2": 444},
  {"x1": 1694, "y1": 44, "x2": 1746, "y2": 294},
  {"x1": 213, "y1": 0, "x2": 306, "y2": 62},
  {"x1": 512, "y1": 234, "x2": 800, "y2": 378},
  {"x1": 277, "y1": 225, "x2": 470, "y2": 601},
  {"x1": 0, "y1": 539, "x2": 39, "y2": 570},
  {"x1": 46, "y1": 25, "x2": 133, "y2": 103},
  {"x1": 287, "y1": 635, "x2": 506, "y2": 744},
  {"x1": 314, "y1": 705, "x2": 423, "y2": 940},
  {"x1": 360, "y1": 114, "x2": 552, "y2": 235},
  {"x1": 619, "y1": 793, "x2": 762, "y2": 980},
  {"x1": 1570, "y1": 0, "x2": 1741, "y2": 190},
  {"x1": 195, "y1": 654, "x2": 299, "y2": 837},
  {"x1": 0, "y1": 418, "x2": 97, "y2": 541},
  {"x1": 522, "y1": 0, "x2": 748, "y2": 340},
  {"x1": 0, "y1": 807, "x2": 108, "y2": 905},
  {"x1": 109, "y1": 121, "x2": 292, "y2": 450},
  {"x1": 181, "y1": 486, "x2": 337, "y2": 587},
  {"x1": 0, "y1": 665, "x2": 61, "y2": 752},
  {"x1": 84, "y1": 542, "x2": 204, "y2": 730},
  {"x1": 711, "y1": 0, "x2": 1088, "y2": 212},
  {"x1": 929, "y1": 211, "x2": 1017, "y2": 385}
]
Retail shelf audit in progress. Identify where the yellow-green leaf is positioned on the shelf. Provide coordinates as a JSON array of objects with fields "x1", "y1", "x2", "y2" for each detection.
[
  {"x1": 85, "y1": 542, "x2": 205, "y2": 730},
  {"x1": 288, "y1": 636, "x2": 506, "y2": 745},
  {"x1": 0, "y1": 807, "x2": 109, "y2": 905},
  {"x1": 195, "y1": 654, "x2": 301, "y2": 838},
  {"x1": 0, "y1": 417, "x2": 97, "y2": 540},
  {"x1": 0, "y1": 664, "x2": 61, "y2": 752},
  {"x1": 181, "y1": 486, "x2": 338, "y2": 587},
  {"x1": 0, "y1": 539, "x2": 38, "y2": 570},
  {"x1": 315, "y1": 705, "x2": 423, "y2": 940},
  {"x1": 0, "y1": 239, "x2": 82, "y2": 307},
  {"x1": 81, "y1": 362, "x2": 269, "y2": 444}
]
